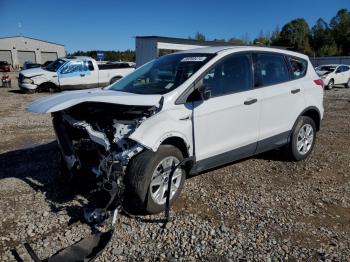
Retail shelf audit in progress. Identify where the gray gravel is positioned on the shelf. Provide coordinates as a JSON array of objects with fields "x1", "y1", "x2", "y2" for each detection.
[{"x1": 0, "y1": 81, "x2": 350, "y2": 261}]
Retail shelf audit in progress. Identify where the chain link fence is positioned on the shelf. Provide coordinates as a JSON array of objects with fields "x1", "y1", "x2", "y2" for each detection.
[{"x1": 310, "y1": 56, "x2": 350, "y2": 67}]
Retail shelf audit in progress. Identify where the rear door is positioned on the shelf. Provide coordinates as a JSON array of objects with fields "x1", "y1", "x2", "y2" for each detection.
[
  {"x1": 339, "y1": 66, "x2": 350, "y2": 84},
  {"x1": 191, "y1": 53, "x2": 261, "y2": 171},
  {"x1": 343, "y1": 66, "x2": 350, "y2": 84},
  {"x1": 254, "y1": 53, "x2": 306, "y2": 153}
]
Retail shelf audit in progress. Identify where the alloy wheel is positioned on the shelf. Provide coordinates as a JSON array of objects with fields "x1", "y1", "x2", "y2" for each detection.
[
  {"x1": 149, "y1": 156, "x2": 182, "y2": 205},
  {"x1": 296, "y1": 124, "x2": 314, "y2": 155}
]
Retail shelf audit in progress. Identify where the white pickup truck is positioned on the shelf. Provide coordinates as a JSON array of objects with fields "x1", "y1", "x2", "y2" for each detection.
[{"x1": 18, "y1": 56, "x2": 135, "y2": 92}]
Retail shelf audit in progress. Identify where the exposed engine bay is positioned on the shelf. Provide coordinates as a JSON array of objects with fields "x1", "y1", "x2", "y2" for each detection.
[
  {"x1": 20, "y1": 99, "x2": 191, "y2": 261},
  {"x1": 52, "y1": 101, "x2": 161, "y2": 222}
]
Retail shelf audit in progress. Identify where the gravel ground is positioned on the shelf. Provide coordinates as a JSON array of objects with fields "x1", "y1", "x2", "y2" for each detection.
[{"x1": 0, "y1": 80, "x2": 350, "y2": 261}]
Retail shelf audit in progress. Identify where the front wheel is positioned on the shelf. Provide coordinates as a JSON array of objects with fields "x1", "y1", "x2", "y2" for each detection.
[
  {"x1": 124, "y1": 145, "x2": 185, "y2": 214},
  {"x1": 286, "y1": 116, "x2": 316, "y2": 161},
  {"x1": 110, "y1": 76, "x2": 122, "y2": 85}
]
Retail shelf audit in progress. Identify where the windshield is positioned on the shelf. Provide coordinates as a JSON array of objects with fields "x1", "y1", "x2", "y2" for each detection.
[
  {"x1": 109, "y1": 53, "x2": 215, "y2": 94},
  {"x1": 317, "y1": 66, "x2": 336, "y2": 72},
  {"x1": 45, "y1": 59, "x2": 66, "y2": 72}
]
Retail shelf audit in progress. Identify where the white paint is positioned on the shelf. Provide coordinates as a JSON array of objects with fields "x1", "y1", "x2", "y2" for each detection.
[{"x1": 28, "y1": 46, "x2": 324, "y2": 165}]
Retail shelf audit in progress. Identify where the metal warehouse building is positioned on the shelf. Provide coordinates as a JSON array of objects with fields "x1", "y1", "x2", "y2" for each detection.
[
  {"x1": 135, "y1": 36, "x2": 233, "y2": 67},
  {"x1": 0, "y1": 36, "x2": 65, "y2": 68}
]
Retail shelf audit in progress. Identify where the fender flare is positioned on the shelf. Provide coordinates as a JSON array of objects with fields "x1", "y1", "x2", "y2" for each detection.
[
  {"x1": 147, "y1": 132, "x2": 191, "y2": 153},
  {"x1": 288, "y1": 106, "x2": 322, "y2": 143}
]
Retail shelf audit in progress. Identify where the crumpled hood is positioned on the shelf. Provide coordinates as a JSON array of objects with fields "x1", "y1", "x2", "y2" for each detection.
[
  {"x1": 27, "y1": 89, "x2": 162, "y2": 113},
  {"x1": 317, "y1": 70, "x2": 332, "y2": 76},
  {"x1": 20, "y1": 67, "x2": 52, "y2": 77}
]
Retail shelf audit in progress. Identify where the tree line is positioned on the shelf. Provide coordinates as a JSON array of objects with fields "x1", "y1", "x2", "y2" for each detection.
[
  {"x1": 70, "y1": 8, "x2": 349, "y2": 61},
  {"x1": 69, "y1": 50, "x2": 135, "y2": 62},
  {"x1": 189, "y1": 8, "x2": 350, "y2": 57}
]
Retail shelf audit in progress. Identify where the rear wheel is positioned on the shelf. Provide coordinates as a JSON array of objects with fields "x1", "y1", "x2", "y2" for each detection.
[
  {"x1": 327, "y1": 79, "x2": 334, "y2": 90},
  {"x1": 286, "y1": 116, "x2": 316, "y2": 161},
  {"x1": 124, "y1": 145, "x2": 185, "y2": 214}
]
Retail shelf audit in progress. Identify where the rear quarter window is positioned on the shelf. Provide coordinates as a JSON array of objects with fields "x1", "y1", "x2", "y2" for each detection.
[{"x1": 288, "y1": 57, "x2": 308, "y2": 79}]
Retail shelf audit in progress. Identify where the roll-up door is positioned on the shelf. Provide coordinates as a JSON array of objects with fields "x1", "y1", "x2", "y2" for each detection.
[
  {"x1": 41, "y1": 52, "x2": 58, "y2": 63},
  {"x1": 18, "y1": 51, "x2": 36, "y2": 66},
  {"x1": 0, "y1": 50, "x2": 13, "y2": 65}
]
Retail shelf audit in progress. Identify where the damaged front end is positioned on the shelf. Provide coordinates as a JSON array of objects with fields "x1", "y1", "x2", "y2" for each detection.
[{"x1": 52, "y1": 102, "x2": 160, "y2": 222}]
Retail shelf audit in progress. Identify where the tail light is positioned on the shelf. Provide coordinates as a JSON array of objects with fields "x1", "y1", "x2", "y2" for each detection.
[{"x1": 313, "y1": 79, "x2": 324, "y2": 88}]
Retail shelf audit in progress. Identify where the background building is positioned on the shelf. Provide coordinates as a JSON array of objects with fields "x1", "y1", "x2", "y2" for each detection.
[
  {"x1": 135, "y1": 36, "x2": 233, "y2": 67},
  {"x1": 0, "y1": 36, "x2": 65, "y2": 68}
]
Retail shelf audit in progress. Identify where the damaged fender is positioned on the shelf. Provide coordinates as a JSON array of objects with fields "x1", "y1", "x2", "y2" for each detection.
[{"x1": 129, "y1": 109, "x2": 193, "y2": 154}]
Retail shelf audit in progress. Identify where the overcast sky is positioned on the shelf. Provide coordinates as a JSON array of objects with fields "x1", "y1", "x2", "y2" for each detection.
[{"x1": 1, "y1": 0, "x2": 349, "y2": 52}]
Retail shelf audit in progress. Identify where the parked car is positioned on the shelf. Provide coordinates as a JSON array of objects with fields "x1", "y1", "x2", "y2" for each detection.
[
  {"x1": 0, "y1": 61, "x2": 11, "y2": 72},
  {"x1": 315, "y1": 64, "x2": 350, "y2": 89},
  {"x1": 19, "y1": 56, "x2": 135, "y2": 92},
  {"x1": 22, "y1": 61, "x2": 42, "y2": 70},
  {"x1": 28, "y1": 46, "x2": 324, "y2": 214}
]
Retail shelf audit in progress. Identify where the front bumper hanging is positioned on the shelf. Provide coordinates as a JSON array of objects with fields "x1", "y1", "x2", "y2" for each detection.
[{"x1": 14, "y1": 158, "x2": 192, "y2": 262}]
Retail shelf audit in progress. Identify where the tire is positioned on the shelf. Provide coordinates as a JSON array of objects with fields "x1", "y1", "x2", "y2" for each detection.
[
  {"x1": 110, "y1": 76, "x2": 121, "y2": 85},
  {"x1": 25, "y1": 89, "x2": 36, "y2": 94},
  {"x1": 327, "y1": 79, "x2": 334, "y2": 90},
  {"x1": 38, "y1": 82, "x2": 59, "y2": 93},
  {"x1": 286, "y1": 116, "x2": 316, "y2": 161},
  {"x1": 345, "y1": 78, "x2": 350, "y2": 89},
  {"x1": 124, "y1": 145, "x2": 185, "y2": 214}
]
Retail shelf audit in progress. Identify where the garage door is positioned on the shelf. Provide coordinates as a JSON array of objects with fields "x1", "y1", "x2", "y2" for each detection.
[
  {"x1": 17, "y1": 51, "x2": 36, "y2": 66},
  {"x1": 41, "y1": 52, "x2": 58, "y2": 63},
  {"x1": 0, "y1": 50, "x2": 13, "y2": 65}
]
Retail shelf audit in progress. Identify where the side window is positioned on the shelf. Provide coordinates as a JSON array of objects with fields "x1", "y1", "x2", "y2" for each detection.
[
  {"x1": 201, "y1": 54, "x2": 252, "y2": 97},
  {"x1": 88, "y1": 61, "x2": 94, "y2": 71},
  {"x1": 253, "y1": 53, "x2": 290, "y2": 87},
  {"x1": 341, "y1": 66, "x2": 349, "y2": 72},
  {"x1": 288, "y1": 57, "x2": 307, "y2": 79},
  {"x1": 335, "y1": 66, "x2": 342, "y2": 73},
  {"x1": 60, "y1": 61, "x2": 84, "y2": 74}
]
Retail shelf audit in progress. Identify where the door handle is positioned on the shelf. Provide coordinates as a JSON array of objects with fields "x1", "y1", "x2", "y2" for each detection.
[
  {"x1": 52, "y1": 75, "x2": 57, "y2": 78},
  {"x1": 80, "y1": 74, "x2": 85, "y2": 77},
  {"x1": 291, "y1": 88, "x2": 300, "y2": 94},
  {"x1": 244, "y1": 98, "x2": 257, "y2": 105},
  {"x1": 179, "y1": 115, "x2": 192, "y2": 121}
]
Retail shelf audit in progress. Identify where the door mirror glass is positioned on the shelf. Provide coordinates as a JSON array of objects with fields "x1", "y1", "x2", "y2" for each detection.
[
  {"x1": 186, "y1": 84, "x2": 211, "y2": 102},
  {"x1": 199, "y1": 85, "x2": 211, "y2": 100}
]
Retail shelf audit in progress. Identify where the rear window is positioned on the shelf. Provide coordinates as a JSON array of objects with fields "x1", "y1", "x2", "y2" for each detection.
[
  {"x1": 288, "y1": 57, "x2": 308, "y2": 79},
  {"x1": 253, "y1": 53, "x2": 290, "y2": 87}
]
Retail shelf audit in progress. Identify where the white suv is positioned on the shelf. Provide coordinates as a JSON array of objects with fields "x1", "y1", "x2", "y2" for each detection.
[
  {"x1": 29, "y1": 46, "x2": 324, "y2": 214},
  {"x1": 315, "y1": 64, "x2": 350, "y2": 89}
]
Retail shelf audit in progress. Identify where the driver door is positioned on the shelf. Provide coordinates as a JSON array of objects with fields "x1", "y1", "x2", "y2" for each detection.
[
  {"x1": 58, "y1": 61, "x2": 96, "y2": 90},
  {"x1": 191, "y1": 53, "x2": 261, "y2": 172}
]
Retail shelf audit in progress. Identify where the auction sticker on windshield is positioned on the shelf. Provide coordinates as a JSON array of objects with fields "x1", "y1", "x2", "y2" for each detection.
[{"x1": 180, "y1": 57, "x2": 207, "y2": 62}]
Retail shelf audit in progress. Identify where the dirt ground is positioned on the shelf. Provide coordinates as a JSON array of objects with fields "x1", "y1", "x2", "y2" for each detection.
[{"x1": 0, "y1": 78, "x2": 349, "y2": 261}]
